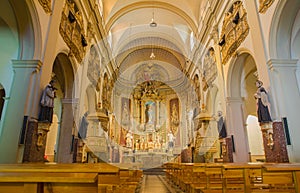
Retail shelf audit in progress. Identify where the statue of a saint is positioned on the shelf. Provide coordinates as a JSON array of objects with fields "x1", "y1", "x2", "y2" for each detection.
[
  {"x1": 122, "y1": 101, "x2": 130, "y2": 126},
  {"x1": 145, "y1": 103, "x2": 153, "y2": 124},
  {"x1": 39, "y1": 80, "x2": 56, "y2": 123},
  {"x1": 217, "y1": 111, "x2": 227, "y2": 139},
  {"x1": 167, "y1": 131, "x2": 175, "y2": 149},
  {"x1": 254, "y1": 80, "x2": 272, "y2": 125},
  {"x1": 125, "y1": 130, "x2": 133, "y2": 148}
]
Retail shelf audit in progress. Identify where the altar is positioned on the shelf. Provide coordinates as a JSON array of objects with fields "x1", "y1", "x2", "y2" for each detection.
[{"x1": 122, "y1": 150, "x2": 177, "y2": 169}]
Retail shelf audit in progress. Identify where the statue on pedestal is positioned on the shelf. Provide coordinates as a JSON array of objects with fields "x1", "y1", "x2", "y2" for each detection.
[
  {"x1": 125, "y1": 130, "x2": 133, "y2": 148},
  {"x1": 254, "y1": 80, "x2": 273, "y2": 149},
  {"x1": 254, "y1": 80, "x2": 272, "y2": 125},
  {"x1": 167, "y1": 131, "x2": 175, "y2": 150},
  {"x1": 39, "y1": 80, "x2": 57, "y2": 123}
]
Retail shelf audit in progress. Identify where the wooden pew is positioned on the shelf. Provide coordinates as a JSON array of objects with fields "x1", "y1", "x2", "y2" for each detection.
[
  {"x1": 255, "y1": 164, "x2": 300, "y2": 193},
  {"x1": 0, "y1": 163, "x2": 125, "y2": 193},
  {"x1": 190, "y1": 163, "x2": 206, "y2": 193},
  {"x1": 222, "y1": 163, "x2": 263, "y2": 193},
  {"x1": 178, "y1": 163, "x2": 194, "y2": 192},
  {"x1": 203, "y1": 163, "x2": 223, "y2": 193}
]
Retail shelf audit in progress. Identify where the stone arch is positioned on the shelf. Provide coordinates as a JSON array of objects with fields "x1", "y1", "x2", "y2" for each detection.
[
  {"x1": 226, "y1": 51, "x2": 257, "y2": 162},
  {"x1": 269, "y1": 0, "x2": 300, "y2": 59},
  {"x1": 8, "y1": 0, "x2": 42, "y2": 59},
  {"x1": 51, "y1": 53, "x2": 76, "y2": 163}
]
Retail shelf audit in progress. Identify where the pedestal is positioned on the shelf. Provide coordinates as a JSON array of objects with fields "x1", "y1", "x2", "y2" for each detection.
[
  {"x1": 222, "y1": 137, "x2": 234, "y2": 163},
  {"x1": 23, "y1": 121, "x2": 50, "y2": 162},
  {"x1": 261, "y1": 122, "x2": 289, "y2": 162}
]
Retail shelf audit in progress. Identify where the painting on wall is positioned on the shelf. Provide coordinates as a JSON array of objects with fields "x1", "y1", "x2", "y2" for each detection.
[{"x1": 170, "y1": 98, "x2": 180, "y2": 135}]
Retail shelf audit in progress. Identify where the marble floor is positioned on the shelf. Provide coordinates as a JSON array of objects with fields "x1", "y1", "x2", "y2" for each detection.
[{"x1": 139, "y1": 175, "x2": 183, "y2": 193}]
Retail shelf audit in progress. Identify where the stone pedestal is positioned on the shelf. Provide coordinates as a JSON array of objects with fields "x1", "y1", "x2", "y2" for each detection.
[
  {"x1": 23, "y1": 121, "x2": 50, "y2": 162},
  {"x1": 262, "y1": 122, "x2": 289, "y2": 162},
  {"x1": 222, "y1": 137, "x2": 234, "y2": 163}
]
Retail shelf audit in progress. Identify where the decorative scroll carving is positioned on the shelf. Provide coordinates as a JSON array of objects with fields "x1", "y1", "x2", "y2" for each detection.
[
  {"x1": 87, "y1": 46, "x2": 101, "y2": 90},
  {"x1": 219, "y1": 1, "x2": 249, "y2": 64},
  {"x1": 59, "y1": 1, "x2": 87, "y2": 62},
  {"x1": 259, "y1": 0, "x2": 275, "y2": 14},
  {"x1": 38, "y1": 0, "x2": 52, "y2": 13},
  {"x1": 202, "y1": 47, "x2": 217, "y2": 90}
]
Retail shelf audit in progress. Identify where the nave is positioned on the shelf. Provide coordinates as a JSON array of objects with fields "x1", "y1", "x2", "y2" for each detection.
[{"x1": 140, "y1": 175, "x2": 181, "y2": 193}]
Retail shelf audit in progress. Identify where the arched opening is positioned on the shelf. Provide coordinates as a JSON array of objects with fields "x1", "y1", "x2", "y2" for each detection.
[
  {"x1": 45, "y1": 53, "x2": 75, "y2": 163},
  {"x1": 227, "y1": 52, "x2": 260, "y2": 162},
  {"x1": 246, "y1": 115, "x2": 264, "y2": 162}
]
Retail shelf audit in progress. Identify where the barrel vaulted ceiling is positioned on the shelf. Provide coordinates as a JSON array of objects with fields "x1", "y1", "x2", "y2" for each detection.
[{"x1": 97, "y1": 0, "x2": 209, "y2": 86}]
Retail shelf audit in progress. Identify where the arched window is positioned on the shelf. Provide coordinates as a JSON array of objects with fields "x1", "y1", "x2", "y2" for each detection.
[{"x1": 0, "y1": 84, "x2": 5, "y2": 120}]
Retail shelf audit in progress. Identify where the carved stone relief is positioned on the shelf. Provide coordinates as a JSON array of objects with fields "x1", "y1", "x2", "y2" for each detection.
[
  {"x1": 59, "y1": 1, "x2": 88, "y2": 62},
  {"x1": 259, "y1": 0, "x2": 275, "y2": 13},
  {"x1": 202, "y1": 48, "x2": 217, "y2": 90},
  {"x1": 219, "y1": 1, "x2": 249, "y2": 64},
  {"x1": 87, "y1": 46, "x2": 101, "y2": 90},
  {"x1": 38, "y1": 0, "x2": 52, "y2": 14}
]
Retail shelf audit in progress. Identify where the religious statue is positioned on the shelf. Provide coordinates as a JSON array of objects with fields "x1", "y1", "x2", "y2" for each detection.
[
  {"x1": 78, "y1": 112, "x2": 89, "y2": 139},
  {"x1": 125, "y1": 130, "x2": 133, "y2": 148},
  {"x1": 121, "y1": 101, "x2": 130, "y2": 126},
  {"x1": 254, "y1": 80, "x2": 273, "y2": 149},
  {"x1": 145, "y1": 103, "x2": 153, "y2": 124},
  {"x1": 254, "y1": 80, "x2": 272, "y2": 125},
  {"x1": 167, "y1": 131, "x2": 175, "y2": 149},
  {"x1": 39, "y1": 80, "x2": 57, "y2": 123},
  {"x1": 217, "y1": 111, "x2": 227, "y2": 139}
]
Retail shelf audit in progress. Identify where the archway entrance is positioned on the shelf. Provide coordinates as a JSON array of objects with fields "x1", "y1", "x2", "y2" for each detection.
[
  {"x1": 227, "y1": 53, "x2": 263, "y2": 162},
  {"x1": 45, "y1": 53, "x2": 75, "y2": 163}
]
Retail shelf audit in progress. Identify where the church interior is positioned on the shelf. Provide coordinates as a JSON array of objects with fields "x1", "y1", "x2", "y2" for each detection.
[{"x1": 0, "y1": 0, "x2": 300, "y2": 192}]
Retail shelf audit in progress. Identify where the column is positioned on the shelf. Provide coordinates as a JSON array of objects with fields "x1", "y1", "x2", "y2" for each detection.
[
  {"x1": 226, "y1": 97, "x2": 250, "y2": 162},
  {"x1": 0, "y1": 60, "x2": 42, "y2": 163},
  {"x1": 268, "y1": 59, "x2": 300, "y2": 162},
  {"x1": 56, "y1": 98, "x2": 77, "y2": 163}
]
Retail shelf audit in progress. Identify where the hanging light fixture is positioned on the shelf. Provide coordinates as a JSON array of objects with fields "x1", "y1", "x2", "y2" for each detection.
[
  {"x1": 149, "y1": 3, "x2": 157, "y2": 27},
  {"x1": 150, "y1": 37, "x2": 155, "y2": 59},
  {"x1": 149, "y1": 2, "x2": 156, "y2": 59}
]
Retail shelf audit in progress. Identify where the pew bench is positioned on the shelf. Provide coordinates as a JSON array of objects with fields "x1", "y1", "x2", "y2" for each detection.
[{"x1": 0, "y1": 163, "x2": 135, "y2": 193}]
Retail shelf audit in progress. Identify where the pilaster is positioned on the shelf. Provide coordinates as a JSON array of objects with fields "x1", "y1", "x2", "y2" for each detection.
[
  {"x1": 0, "y1": 60, "x2": 42, "y2": 163},
  {"x1": 56, "y1": 98, "x2": 77, "y2": 163},
  {"x1": 226, "y1": 97, "x2": 250, "y2": 162},
  {"x1": 268, "y1": 59, "x2": 300, "y2": 162}
]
